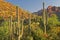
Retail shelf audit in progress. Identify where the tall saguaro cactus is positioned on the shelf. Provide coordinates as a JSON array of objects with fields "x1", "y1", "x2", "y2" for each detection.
[
  {"x1": 43, "y1": 2, "x2": 47, "y2": 34},
  {"x1": 10, "y1": 14, "x2": 13, "y2": 40},
  {"x1": 18, "y1": 12, "x2": 24, "y2": 40},
  {"x1": 19, "y1": 12, "x2": 24, "y2": 40},
  {"x1": 16, "y1": 6, "x2": 24, "y2": 40},
  {"x1": 16, "y1": 6, "x2": 19, "y2": 34},
  {"x1": 16, "y1": 6, "x2": 20, "y2": 40},
  {"x1": 28, "y1": 13, "x2": 31, "y2": 35}
]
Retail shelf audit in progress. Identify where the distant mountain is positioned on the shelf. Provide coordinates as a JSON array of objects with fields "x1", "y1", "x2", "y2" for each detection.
[
  {"x1": 47, "y1": 6, "x2": 60, "y2": 17},
  {"x1": 33, "y1": 10, "x2": 43, "y2": 16},
  {"x1": 33, "y1": 6, "x2": 60, "y2": 17}
]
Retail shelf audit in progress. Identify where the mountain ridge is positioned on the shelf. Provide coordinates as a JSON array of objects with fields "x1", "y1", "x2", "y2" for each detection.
[{"x1": 33, "y1": 6, "x2": 60, "y2": 17}]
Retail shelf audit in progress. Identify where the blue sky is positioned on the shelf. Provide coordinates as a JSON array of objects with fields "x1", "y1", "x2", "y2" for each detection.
[{"x1": 5, "y1": 0, "x2": 60, "y2": 12}]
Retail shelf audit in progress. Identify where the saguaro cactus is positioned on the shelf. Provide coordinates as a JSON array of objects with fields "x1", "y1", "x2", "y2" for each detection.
[
  {"x1": 16, "y1": 6, "x2": 24, "y2": 40},
  {"x1": 46, "y1": 10, "x2": 48, "y2": 27},
  {"x1": 28, "y1": 13, "x2": 31, "y2": 35},
  {"x1": 10, "y1": 15, "x2": 13, "y2": 40},
  {"x1": 19, "y1": 12, "x2": 24, "y2": 40},
  {"x1": 43, "y1": 2, "x2": 46, "y2": 34},
  {"x1": 16, "y1": 6, "x2": 20, "y2": 35},
  {"x1": 16, "y1": 6, "x2": 20, "y2": 40}
]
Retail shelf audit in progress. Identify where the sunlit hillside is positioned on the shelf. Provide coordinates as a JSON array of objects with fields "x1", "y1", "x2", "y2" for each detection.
[
  {"x1": 0, "y1": 0, "x2": 60, "y2": 40},
  {"x1": 0, "y1": 0, "x2": 36, "y2": 19}
]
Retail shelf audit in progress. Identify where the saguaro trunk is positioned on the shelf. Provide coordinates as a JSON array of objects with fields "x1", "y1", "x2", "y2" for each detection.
[
  {"x1": 10, "y1": 15, "x2": 13, "y2": 40},
  {"x1": 28, "y1": 13, "x2": 31, "y2": 35},
  {"x1": 16, "y1": 6, "x2": 23, "y2": 40},
  {"x1": 43, "y1": 2, "x2": 46, "y2": 34},
  {"x1": 16, "y1": 6, "x2": 20, "y2": 40}
]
